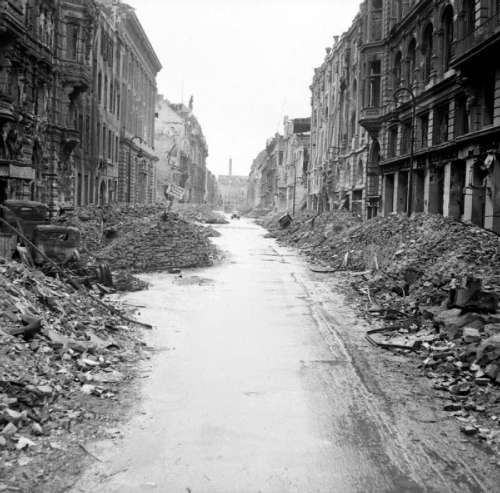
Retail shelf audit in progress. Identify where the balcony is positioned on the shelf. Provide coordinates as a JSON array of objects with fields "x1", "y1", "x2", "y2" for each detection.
[
  {"x1": 452, "y1": 12, "x2": 500, "y2": 67},
  {"x1": 359, "y1": 107, "x2": 384, "y2": 136},
  {"x1": 59, "y1": 60, "x2": 91, "y2": 91}
]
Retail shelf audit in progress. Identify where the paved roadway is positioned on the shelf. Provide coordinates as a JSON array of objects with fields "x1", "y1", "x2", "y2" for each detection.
[{"x1": 72, "y1": 219, "x2": 498, "y2": 493}]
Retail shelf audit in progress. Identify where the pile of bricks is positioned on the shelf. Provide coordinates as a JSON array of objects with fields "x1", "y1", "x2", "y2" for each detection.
[{"x1": 97, "y1": 212, "x2": 219, "y2": 273}]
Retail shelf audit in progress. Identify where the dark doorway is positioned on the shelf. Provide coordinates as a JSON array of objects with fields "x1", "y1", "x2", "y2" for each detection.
[
  {"x1": 428, "y1": 166, "x2": 444, "y2": 214},
  {"x1": 471, "y1": 161, "x2": 487, "y2": 227},
  {"x1": 449, "y1": 161, "x2": 466, "y2": 219},
  {"x1": 397, "y1": 171, "x2": 408, "y2": 213},
  {"x1": 384, "y1": 174, "x2": 395, "y2": 214},
  {"x1": 413, "y1": 169, "x2": 425, "y2": 212}
]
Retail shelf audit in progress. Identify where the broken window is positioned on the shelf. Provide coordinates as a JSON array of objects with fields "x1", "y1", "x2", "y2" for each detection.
[
  {"x1": 370, "y1": 0, "x2": 383, "y2": 41},
  {"x1": 419, "y1": 112, "x2": 429, "y2": 148},
  {"x1": 369, "y1": 60, "x2": 381, "y2": 108},
  {"x1": 483, "y1": 71, "x2": 495, "y2": 127},
  {"x1": 442, "y1": 6, "x2": 454, "y2": 71},
  {"x1": 66, "y1": 23, "x2": 79, "y2": 61},
  {"x1": 422, "y1": 23, "x2": 434, "y2": 82},
  {"x1": 393, "y1": 51, "x2": 402, "y2": 89},
  {"x1": 463, "y1": 0, "x2": 475, "y2": 38},
  {"x1": 455, "y1": 94, "x2": 469, "y2": 136},
  {"x1": 406, "y1": 38, "x2": 416, "y2": 86},
  {"x1": 400, "y1": 119, "x2": 412, "y2": 155},
  {"x1": 433, "y1": 104, "x2": 449, "y2": 145},
  {"x1": 388, "y1": 126, "x2": 398, "y2": 158}
]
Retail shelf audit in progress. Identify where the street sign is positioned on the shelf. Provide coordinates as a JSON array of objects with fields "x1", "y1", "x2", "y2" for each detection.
[{"x1": 165, "y1": 183, "x2": 185, "y2": 200}]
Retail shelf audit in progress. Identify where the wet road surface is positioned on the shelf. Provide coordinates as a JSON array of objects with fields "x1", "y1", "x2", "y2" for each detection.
[{"x1": 72, "y1": 220, "x2": 497, "y2": 493}]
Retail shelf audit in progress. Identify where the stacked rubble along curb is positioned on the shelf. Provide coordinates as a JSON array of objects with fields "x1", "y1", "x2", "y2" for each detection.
[
  {"x1": 97, "y1": 212, "x2": 218, "y2": 273},
  {"x1": 267, "y1": 211, "x2": 500, "y2": 454},
  {"x1": 173, "y1": 203, "x2": 229, "y2": 225},
  {"x1": 57, "y1": 205, "x2": 221, "y2": 287},
  {"x1": 0, "y1": 258, "x2": 144, "y2": 490}
]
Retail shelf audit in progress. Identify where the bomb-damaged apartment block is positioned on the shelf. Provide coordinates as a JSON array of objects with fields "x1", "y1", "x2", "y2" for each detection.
[
  {"x1": 0, "y1": 0, "x2": 160, "y2": 213},
  {"x1": 308, "y1": 0, "x2": 500, "y2": 232}
]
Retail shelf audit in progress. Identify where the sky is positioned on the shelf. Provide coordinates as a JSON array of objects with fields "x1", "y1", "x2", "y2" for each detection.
[{"x1": 128, "y1": 0, "x2": 361, "y2": 177}]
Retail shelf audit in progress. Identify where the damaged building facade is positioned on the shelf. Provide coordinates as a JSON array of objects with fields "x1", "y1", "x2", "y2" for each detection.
[
  {"x1": 367, "y1": 0, "x2": 500, "y2": 233},
  {"x1": 306, "y1": 0, "x2": 500, "y2": 231},
  {"x1": 247, "y1": 120, "x2": 309, "y2": 214},
  {"x1": 155, "y1": 94, "x2": 213, "y2": 205},
  {"x1": 0, "y1": 0, "x2": 160, "y2": 213},
  {"x1": 309, "y1": 13, "x2": 374, "y2": 218}
]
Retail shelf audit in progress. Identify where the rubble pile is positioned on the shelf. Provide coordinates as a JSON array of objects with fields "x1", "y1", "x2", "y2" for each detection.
[
  {"x1": 58, "y1": 204, "x2": 167, "y2": 258},
  {"x1": 97, "y1": 212, "x2": 219, "y2": 273},
  {"x1": 0, "y1": 258, "x2": 143, "y2": 485},
  {"x1": 57, "y1": 204, "x2": 221, "y2": 287},
  {"x1": 174, "y1": 203, "x2": 229, "y2": 224},
  {"x1": 266, "y1": 211, "x2": 500, "y2": 451},
  {"x1": 268, "y1": 212, "x2": 500, "y2": 307},
  {"x1": 262, "y1": 209, "x2": 361, "y2": 249}
]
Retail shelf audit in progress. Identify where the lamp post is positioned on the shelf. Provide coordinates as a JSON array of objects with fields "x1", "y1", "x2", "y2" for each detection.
[{"x1": 393, "y1": 86, "x2": 416, "y2": 217}]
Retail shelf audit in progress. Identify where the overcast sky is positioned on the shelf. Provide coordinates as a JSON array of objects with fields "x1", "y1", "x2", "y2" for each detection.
[{"x1": 128, "y1": 0, "x2": 360, "y2": 177}]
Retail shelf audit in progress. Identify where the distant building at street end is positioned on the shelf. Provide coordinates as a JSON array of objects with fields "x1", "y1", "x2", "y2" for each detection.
[
  {"x1": 218, "y1": 162, "x2": 247, "y2": 212},
  {"x1": 155, "y1": 95, "x2": 212, "y2": 205},
  {"x1": 246, "y1": 118, "x2": 310, "y2": 215}
]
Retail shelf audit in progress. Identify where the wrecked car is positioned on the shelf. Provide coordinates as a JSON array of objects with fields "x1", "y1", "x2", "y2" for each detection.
[{"x1": 0, "y1": 200, "x2": 81, "y2": 265}]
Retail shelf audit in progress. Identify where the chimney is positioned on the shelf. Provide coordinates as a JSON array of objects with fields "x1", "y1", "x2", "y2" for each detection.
[{"x1": 229, "y1": 157, "x2": 232, "y2": 176}]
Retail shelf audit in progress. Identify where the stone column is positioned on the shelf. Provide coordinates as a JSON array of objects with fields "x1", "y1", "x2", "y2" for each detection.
[
  {"x1": 443, "y1": 162, "x2": 451, "y2": 217},
  {"x1": 424, "y1": 165, "x2": 431, "y2": 213},
  {"x1": 463, "y1": 158, "x2": 474, "y2": 223}
]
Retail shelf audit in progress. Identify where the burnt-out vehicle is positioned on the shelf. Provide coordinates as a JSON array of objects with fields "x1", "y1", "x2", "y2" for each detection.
[{"x1": 0, "y1": 200, "x2": 80, "y2": 265}]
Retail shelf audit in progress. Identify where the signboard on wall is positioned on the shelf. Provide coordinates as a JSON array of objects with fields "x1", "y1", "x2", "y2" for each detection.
[{"x1": 165, "y1": 183, "x2": 185, "y2": 200}]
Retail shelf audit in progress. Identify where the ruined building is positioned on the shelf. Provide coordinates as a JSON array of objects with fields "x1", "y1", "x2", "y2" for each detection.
[
  {"x1": 247, "y1": 120, "x2": 310, "y2": 214},
  {"x1": 0, "y1": 0, "x2": 160, "y2": 212},
  {"x1": 155, "y1": 94, "x2": 211, "y2": 205},
  {"x1": 308, "y1": 0, "x2": 500, "y2": 232},
  {"x1": 309, "y1": 12, "x2": 371, "y2": 218},
  {"x1": 283, "y1": 117, "x2": 310, "y2": 213},
  {"x1": 367, "y1": 0, "x2": 500, "y2": 233}
]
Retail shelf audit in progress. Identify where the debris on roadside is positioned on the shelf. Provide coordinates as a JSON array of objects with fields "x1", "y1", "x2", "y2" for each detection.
[
  {"x1": 97, "y1": 212, "x2": 219, "y2": 273},
  {"x1": 173, "y1": 203, "x2": 229, "y2": 225},
  {"x1": 57, "y1": 204, "x2": 223, "y2": 287},
  {"x1": 264, "y1": 210, "x2": 500, "y2": 455},
  {"x1": 0, "y1": 256, "x2": 145, "y2": 489}
]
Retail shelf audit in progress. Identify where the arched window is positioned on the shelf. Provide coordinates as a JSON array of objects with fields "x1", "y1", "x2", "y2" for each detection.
[
  {"x1": 406, "y1": 38, "x2": 416, "y2": 86},
  {"x1": 394, "y1": 50, "x2": 402, "y2": 88},
  {"x1": 422, "y1": 23, "x2": 434, "y2": 82},
  {"x1": 442, "y1": 6, "x2": 454, "y2": 71}
]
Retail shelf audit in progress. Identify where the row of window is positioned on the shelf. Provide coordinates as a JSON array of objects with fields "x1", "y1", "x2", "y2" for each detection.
[
  {"x1": 96, "y1": 123, "x2": 120, "y2": 162},
  {"x1": 387, "y1": 78, "x2": 496, "y2": 159}
]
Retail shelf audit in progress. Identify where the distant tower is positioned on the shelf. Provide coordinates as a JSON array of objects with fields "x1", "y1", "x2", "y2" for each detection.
[{"x1": 229, "y1": 157, "x2": 232, "y2": 176}]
